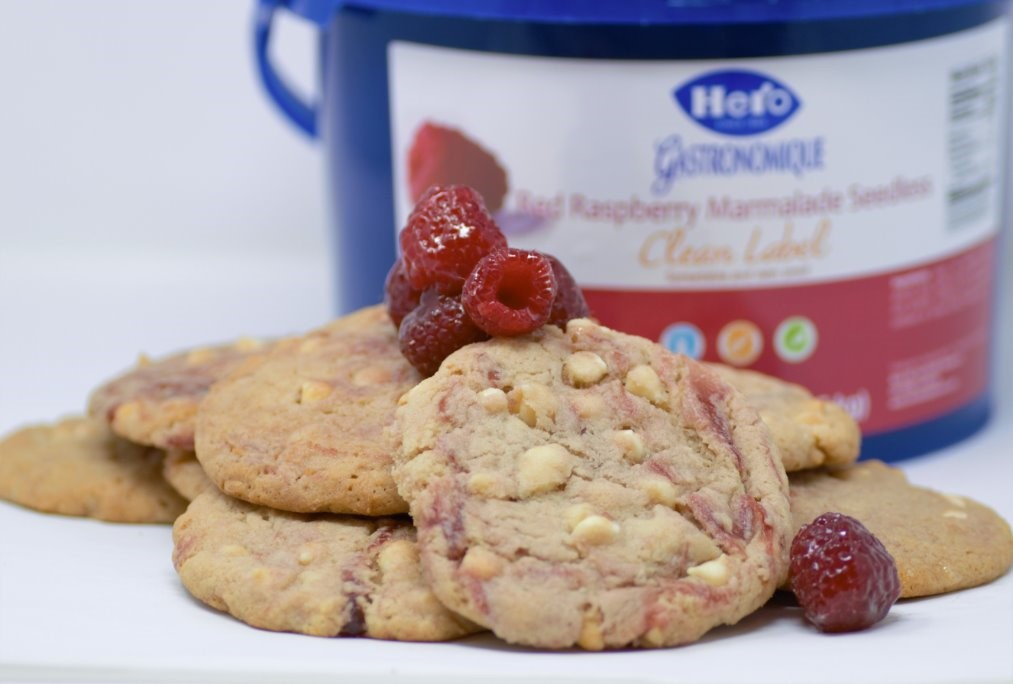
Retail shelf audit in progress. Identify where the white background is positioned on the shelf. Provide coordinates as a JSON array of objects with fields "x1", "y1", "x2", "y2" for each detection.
[
  {"x1": 0, "y1": 0, "x2": 327, "y2": 262},
  {"x1": 0, "y1": 3, "x2": 1011, "y2": 683},
  {"x1": 0, "y1": 1, "x2": 334, "y2": 427}
]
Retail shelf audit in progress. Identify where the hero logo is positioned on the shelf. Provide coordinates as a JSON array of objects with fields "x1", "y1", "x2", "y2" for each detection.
[{"x1": 674, "y1": 70, "x2": 801, "y2": 136}]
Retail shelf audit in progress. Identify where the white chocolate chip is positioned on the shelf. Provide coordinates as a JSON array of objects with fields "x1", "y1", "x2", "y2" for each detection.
[
  {"x1": 467, "y1": 472, "x2": 502, "y2": 497},
  {"x1": 299, "y1": 380, "x2": 332, "y2": 403},
  {"x1": 186, "y1": 347, "x2": 216, "y2": 365},
  {"x1": 624, "y1": 364, "x2": 667, "y2": 406},
  {"x1": 517, "y1": 444, "x2": 574, "y2": 498},
  {"x1": 232, "y1": 336, "x2": 264, "y2": 352},
  {"x1": 640, "y1": 475, "x2": 678, "y2": 508},
  {"x1": 571, "y1": 514, "x2": 620, "y2": 546},
  {"x1": 942, "y1": 493, "x2": 967, "y2": 508},
  {"x1": 565, "y1": 318, "x2": 597, "y2": 340},
  {"x1": 221, "y1": 544, "x2": 249, "y2": 557},
  {"x1": 299, "y1": 337, "x2": 325, "y2": 354},
  {"x1": 296, "y1": 546, "x2": 315, "y2": 565},
  {"x1": 563, "y1": 351, "x2": 608, "y2": 387},
  {"x1": 943, "y1": 510, "x2": 969, "y2": 519},
  {"x1": 377, "y1": 539, "x2": 417, "y2": 575},
  {"x1": 459, "y1": 547, "x2": 504, "y2": 580},
  {"x1": 564, "y1": 503, "x2": 595, "y2": 532},
  {"x1": 115, "y1": 401, "x2": 141, "y2": 421},
  {"x1": 611, "y1": 429, "x2": 646, "y2": 463},
  {"x1": 478, "y1": 387, "x2": 509, "y2": 413},
  {"x1": 67, "y1": 419, "x2": 99, "y2": 440},
  {"x1": 352, "y1": 364, "x2": 392, "y2": 386},
  {"x1": 687, "y1": 555, "x2": 730, "y2": 586},
  {"x1": 508, "y1": 383, "x2": 558, "y2": 428},
  {"x1": 642, "y1": 627, "x2": 666, "y2": 647},
  {"x1": 577, "y1": 609, "x2": 605, "y2": 651}
]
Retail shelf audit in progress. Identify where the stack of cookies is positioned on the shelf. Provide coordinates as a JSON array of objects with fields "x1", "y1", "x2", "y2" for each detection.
[{"x1": 0, "y1": 305, "x2": 1010, "y2": 649}]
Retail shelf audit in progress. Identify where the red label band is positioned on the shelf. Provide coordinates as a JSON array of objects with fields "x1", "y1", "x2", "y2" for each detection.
[{"x1": 584, "y1": 238, "x2": 995, "y2": 434}]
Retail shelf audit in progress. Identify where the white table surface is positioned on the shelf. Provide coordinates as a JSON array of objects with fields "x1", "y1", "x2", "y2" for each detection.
[{"x1": 0, "y1": 250, "x2": 1011, "y2": 684}]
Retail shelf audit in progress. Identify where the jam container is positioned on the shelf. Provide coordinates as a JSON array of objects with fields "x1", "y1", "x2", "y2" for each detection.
[{"x1": 254, "y1": 0, "x2": 1010, "y2": 460}]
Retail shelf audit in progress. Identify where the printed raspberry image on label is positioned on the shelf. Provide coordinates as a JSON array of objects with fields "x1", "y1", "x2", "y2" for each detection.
[{"x1": 407, "y1": 122, "x2": 509, "y2": 212}]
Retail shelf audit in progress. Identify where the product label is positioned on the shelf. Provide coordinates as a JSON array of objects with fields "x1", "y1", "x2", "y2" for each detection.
[{"x1": 387, "y1": 19, "x2": 1008, "y2": 439}]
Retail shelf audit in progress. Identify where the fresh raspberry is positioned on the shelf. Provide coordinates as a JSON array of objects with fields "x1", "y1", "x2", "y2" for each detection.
[
  {"x1": 398, "y1": 290, "x2": 489, "y2": 376},
  {"x1": 400, "y1": 185, "x2": 507, "y2": 295},
  {"x1": 543, "y1": 253, "x2": 591, "y2": 328},
  {"x1": 384, "y1": 258, "x2": 422, "y2": 328},
  {"x1": 407, "y1": 122, "x2": 509, "y2": 213},
  {"x1": 462, "y1": 248, "x2": 557, "y2": 337},
  {"x1": 790, "y1": 512, "x2": 901, "y2": 633}
]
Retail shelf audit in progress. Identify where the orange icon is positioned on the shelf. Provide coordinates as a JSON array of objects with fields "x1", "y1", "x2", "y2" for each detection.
[{"x1": 717, "y1": 320, "x2": 763, "y2": 366}]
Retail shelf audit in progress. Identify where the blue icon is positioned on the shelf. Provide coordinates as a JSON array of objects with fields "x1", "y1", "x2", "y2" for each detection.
[{"x1": 660, "y1": 323, "x2": 706, "y2": 359}]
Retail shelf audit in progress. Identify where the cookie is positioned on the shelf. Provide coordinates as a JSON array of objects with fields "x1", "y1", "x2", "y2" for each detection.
[
  {"x1": 172, "y1": 487, "x2": 480, "y2": 641},
  {"x1": 392, "y1": 319, "x2": 791, "y2": 649},
  {"x1": 195, "y1": 305, "x2": 420, "y2": 516},
  {"x1": 0, "y1": 416, "x2": 187, "y2": 523},
  {"x1": 163, "y1": 450, "x2": 214, "y2": 501},
  {"x1": 88, "y1": 338, "x2": 268, "y2": 450},
  {"x1": 789, "y1": 460, "x2": 1013, "y2": 597},
  {"x1": 708, "y1": 364, "x2": 860, "y2": 473}
]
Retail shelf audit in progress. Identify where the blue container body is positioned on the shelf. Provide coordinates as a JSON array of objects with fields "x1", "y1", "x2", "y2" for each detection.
[{"x1": 257, "y1": 0, "x2": 1009, "y2": 461}]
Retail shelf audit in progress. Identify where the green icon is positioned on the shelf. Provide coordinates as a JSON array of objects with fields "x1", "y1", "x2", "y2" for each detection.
[
  {"x1": 783, "y1": 322, "x2": 809, "y2": 353},
  {"x1": 775, "y1": 316, "x2": 817, "y2": 363}
]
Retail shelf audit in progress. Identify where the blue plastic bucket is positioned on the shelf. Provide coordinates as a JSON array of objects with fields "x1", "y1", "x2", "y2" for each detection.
[{"x1": 254, "y1": 0, "x2": 1010, "y2": 461}]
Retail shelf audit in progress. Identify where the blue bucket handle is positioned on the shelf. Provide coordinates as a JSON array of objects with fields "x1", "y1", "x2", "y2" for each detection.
[{"x1": 254, "y1": 0, "x2": 338, "y2": 139}]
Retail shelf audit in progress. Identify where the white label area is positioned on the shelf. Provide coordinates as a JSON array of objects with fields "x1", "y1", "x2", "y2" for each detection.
[{"x1": 387, "y1": 20, "x2": 1008, "y2": 291}]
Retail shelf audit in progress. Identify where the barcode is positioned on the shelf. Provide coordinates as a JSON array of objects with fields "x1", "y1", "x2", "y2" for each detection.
[{"x1": 946, "y1": 57, "x2": 998, "y2": 231}]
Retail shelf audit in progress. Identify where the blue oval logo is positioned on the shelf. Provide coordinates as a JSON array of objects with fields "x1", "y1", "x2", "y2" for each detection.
[{"x1": 674, "y1": 70, "x2": 801, "y2": 136}]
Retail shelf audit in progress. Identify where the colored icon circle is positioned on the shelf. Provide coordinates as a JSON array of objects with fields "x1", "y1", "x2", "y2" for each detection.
[
  {"x1": 775, "y1": 316, "x2": 818, "y2": 363},
  {"x1": 660, "y1": 322, "x2": 706, "y2": 360},
  {"x1": 716, "y1": 320, "x2": 763, "y2": 366}
]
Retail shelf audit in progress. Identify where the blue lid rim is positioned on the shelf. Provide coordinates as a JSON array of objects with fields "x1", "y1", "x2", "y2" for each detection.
[
  {"x1": 861, "y1": 393, "x2": 992, "y2": 462},
  {"x1": 283, "y1": 0, "x2": 1008, "y2": 27}
]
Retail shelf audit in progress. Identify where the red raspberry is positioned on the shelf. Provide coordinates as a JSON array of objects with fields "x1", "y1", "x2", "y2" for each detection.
[
  {"x1": 407, "y1": 122, "x2": 509, "y2": 213},
  {"x1": 462, "y1": 248, "x2": 557, "y2": 337},
  {"x1": 790, "y1": 512, "x2": 901, "y2": 633},
  {"x1": 543, "y1": 253, "x2": 591, "y2": 328},
  {"x1": 384, "y1": 258, "x2": 422, "y2": 328},
  {"x1": 398, "y1": 290, "x2": 489, "y2": 376},
  {"x1": 400, "y1": 185, "x2": 507, "y2": 295}
]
